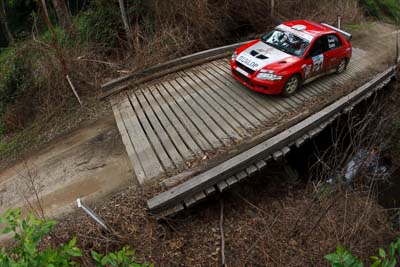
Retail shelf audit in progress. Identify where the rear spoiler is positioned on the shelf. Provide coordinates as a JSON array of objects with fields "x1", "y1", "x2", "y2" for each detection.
[{"x1": 321, "y1": 23, "x2": 352, "y2": 41}]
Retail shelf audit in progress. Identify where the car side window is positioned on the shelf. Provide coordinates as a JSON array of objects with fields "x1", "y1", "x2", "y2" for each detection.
[
  {"x1": 307, "y1": 37, "x2": 324, "y2": 58},
  {"x1": 325, "y1": 34, "x2": 342, "y2": 50}
]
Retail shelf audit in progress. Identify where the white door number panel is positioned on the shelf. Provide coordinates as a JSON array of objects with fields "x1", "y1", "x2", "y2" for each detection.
[{"x1": 312, "y1": 54, "x2": 324, "y2": 72}]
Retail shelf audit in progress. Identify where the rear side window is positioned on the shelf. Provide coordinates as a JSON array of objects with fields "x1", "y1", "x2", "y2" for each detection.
[{"x1": 325, "y1": 34, "x2": 342, "y2": 50}]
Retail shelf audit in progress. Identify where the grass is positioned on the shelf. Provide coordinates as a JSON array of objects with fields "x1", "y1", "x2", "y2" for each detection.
[
  {"x1": 0, "y1": 123, "x2": 40, "y2": 169},
  {"x1": 344, "y1": 22, "x2": 375, "y2": 31},
  {"x1": 359, "y1": 0, "x2": 400, "y2": 22},
  {"x1": 0, "y1": 128, "x2": 35, "y2": 154},
  {"x1": 0, "y1": 138, "x2": 19, "y2": 156}
]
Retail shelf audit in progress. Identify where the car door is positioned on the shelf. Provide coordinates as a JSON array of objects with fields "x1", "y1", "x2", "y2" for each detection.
[
  {"x1": 302, "y1": 37, "x2": 327, "y2": 79},
  {"x1": 323, "y1": 34, "x2": 343, "y2": 70}
]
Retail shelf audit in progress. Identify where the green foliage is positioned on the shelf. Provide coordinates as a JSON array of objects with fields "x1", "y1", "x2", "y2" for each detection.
[
  {"x1": 325, "y1": 239, "x2": 400, "y2": 267},
  {"x1": 74, "y1": 0, "x2": 122, "y2": 46},
  {"x1": 325, "y1": 246, "x2": 363, "y2": 267},
  {"x1": 393, "y1": 119, "x2": 400, "y2": 130},
  {"x1": 0, "y1": 208, "x2": 82, "y2": 266},
  {"x1": 0, "y1": 208, "x2": 150, "y2": 267},
  {"x1": 0, "y1": 46, "x2": 33, "y2": 119},
  {"x1": 359, "y1": 0, "x2": 400, "y2": 22},
  {"x1": 0, "y1": 124, "x2": 5, "y2": 136},
  {"x1": 369, "y1": 239, "x2": 400, "y2": 267},
  {"x1": 0, "y1": 138, "x2": 18, "y2": 154},
  {"x1": 91, "y1": 247, "x2": 151, "y2": 267},
  {"x1": 39, "y1": 25, "x2": 74, "y2": 48}
]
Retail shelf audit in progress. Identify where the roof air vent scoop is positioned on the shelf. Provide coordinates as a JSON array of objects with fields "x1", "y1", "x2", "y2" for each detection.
[{"x1": 292, "y1": 24, "x2": 306, "y2": 31}]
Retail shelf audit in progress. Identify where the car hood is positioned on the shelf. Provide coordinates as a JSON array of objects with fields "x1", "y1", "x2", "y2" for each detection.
[{"x1": 236, "y1": 41, "x2": 299, "y2": 72}]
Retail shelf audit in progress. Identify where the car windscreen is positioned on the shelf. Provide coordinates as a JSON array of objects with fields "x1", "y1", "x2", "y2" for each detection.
[{"x1": 261, "y1": 29, "x2": 310, "y2": 57}]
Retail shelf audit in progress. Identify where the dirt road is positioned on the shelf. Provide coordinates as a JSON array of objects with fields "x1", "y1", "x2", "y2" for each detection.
[{"x1": 0, "y1": 115, "x2": 133, "y2": 217}]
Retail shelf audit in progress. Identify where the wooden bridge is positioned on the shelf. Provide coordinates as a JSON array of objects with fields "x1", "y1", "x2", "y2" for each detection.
[{"x1": 104, "y1": 24, "x2": 398, "y2": 217}]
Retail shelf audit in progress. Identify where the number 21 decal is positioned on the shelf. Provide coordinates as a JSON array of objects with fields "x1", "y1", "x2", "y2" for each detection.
[{"x1": 312, "y1": 54, "x2": 324, "y2": 72}]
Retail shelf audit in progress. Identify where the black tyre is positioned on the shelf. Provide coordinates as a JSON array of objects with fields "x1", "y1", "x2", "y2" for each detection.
[
  {"x1": 282, "y1": 74, "x2": 301, "y2": 97},
  {"x1": 336, "y1": 58, "x2": 347, "y2": 74}
]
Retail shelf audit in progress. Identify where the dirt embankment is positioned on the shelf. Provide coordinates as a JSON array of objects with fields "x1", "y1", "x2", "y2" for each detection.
[{"x1": 46, "y1": 168, "x2": 398, "y2": 266}]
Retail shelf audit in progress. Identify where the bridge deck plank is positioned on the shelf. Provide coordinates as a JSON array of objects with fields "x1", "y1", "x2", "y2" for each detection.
[
  {"x1": 192, "y1": 67, "x2": 256, "y2": 130},
  {"x1": 194, "y1": 67, "x2": 260, "y2": 128},
  {"x1": 160, "y1": 81, "x2": 222, "y2": 149},
  {"x1": 146, "y1": 86, "x2": 207, "y2": 155},
  {"x1": 111, "y1": 97, "x2": 146, "y2": 183},
  {"x1": 128, "y1": 91, "x2": 177, "y2": 170},
  {"x1": 203, "y1": 65, "x2": 274, "y2": 120},
  {"x1": 181, "y1": 71, "x2": 250, "y2": 136},
  {"x1": 118, "y1": 95, "x2": 164, "y2": 179},
  {"x1": 142, "y1": 87, "x2": 203, "y2": 158},
  {"x1": 176, "y1": 74, "x2": 242, "y2": 140},
  {"x1": 171, "y1": 77, "x2": 233, "y2": 145}
]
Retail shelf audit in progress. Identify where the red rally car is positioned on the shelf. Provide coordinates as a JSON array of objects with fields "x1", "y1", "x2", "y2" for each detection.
[{"x1": 230, "y1": 20, "x2": 352, "y2": 97}]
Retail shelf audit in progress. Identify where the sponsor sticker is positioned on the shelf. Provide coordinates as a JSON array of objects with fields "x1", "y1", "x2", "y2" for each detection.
[
  {"x1": 237, "y1": 55, "x2": 259, "y2": 70},
  {"x1": 302, "y1": 64, "x2": 312, "y2": 78}
]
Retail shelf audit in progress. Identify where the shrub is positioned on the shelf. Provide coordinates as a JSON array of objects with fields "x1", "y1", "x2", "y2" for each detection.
[
  {"x1": 325, "y1": 246, "x2": 363, "y2": 267},
  {"x1": 325, "y1": 239, "x2": 400, "y2": 267},
  {"x1": 74, "y1": 0, "x2": 123, "y2": 47},
  {"x1": 0, "y1": 44, "x2": 42, "y2": 132},
  {"x1": 0, "y1": 208, "x2": 150, "y2": 267},
  {"x1": 0, "y1": 138, "x2": 18, "y2": 155},
  {"x1": 39, "y1": 25, "x2": 73, "y2": 48},
  {"x1": 359, "y1": 0, "x2": 400, "y2": 22},
  {"x1": 0, "y1": 208, "x2": 82, "y2": 266},
  {"x1": 91, "y1": 247, "x2": 152, "y2": 267},
  {"x1": 0, "y1": 47, "x2": 33, "y2": 118}
]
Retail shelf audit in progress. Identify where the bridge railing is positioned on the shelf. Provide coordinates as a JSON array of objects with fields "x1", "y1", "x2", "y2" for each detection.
[{"x1": 100, "y1": 41, "x2": 250, "y2": 99}]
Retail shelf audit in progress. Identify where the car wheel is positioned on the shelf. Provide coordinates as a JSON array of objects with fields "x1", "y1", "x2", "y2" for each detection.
[
  {"x1": 282, "y1": 75, "x2": 301, "y2": 97},
  {"x1": 336, "y1": 58, "x2": 347, "y2": 74}
]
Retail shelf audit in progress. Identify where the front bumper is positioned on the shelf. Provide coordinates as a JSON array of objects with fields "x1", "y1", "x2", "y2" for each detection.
[{"x1": 230, "y1": 61, "x2": 286, "y2": 95}]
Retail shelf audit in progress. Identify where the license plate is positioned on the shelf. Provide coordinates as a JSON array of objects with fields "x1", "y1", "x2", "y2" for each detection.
[{"x1": 235, "y1": 66, "x2": 249, "y2": 77}]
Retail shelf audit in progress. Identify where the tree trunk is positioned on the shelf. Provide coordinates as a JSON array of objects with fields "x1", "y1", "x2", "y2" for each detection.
[
  {"x1": 51, "y1": 0, "x2": 74, "y2": 34},
  {"x1": 118, "y1": 0, "x2": 132, "y2": 45},
  {"x1": 0, "y1": 0, "x2": 13, "y2": 43},
  {"x1": 38, "y1": 0, "x2": 82, "y2": 106},
  {"x1": 37, "y1": 0, "x2": 67, "y2": 75},
  {"x1": 270, "y1": 0, "x2": 274, "y2": 17}
]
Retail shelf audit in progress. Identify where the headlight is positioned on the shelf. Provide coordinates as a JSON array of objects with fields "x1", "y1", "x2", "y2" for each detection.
[
  {"x1": 231, "y1": 51, "x2": 238, "y2": 61},
  {"x1": 256, "y1": 70, "x2": 283, "y2": 81}
]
